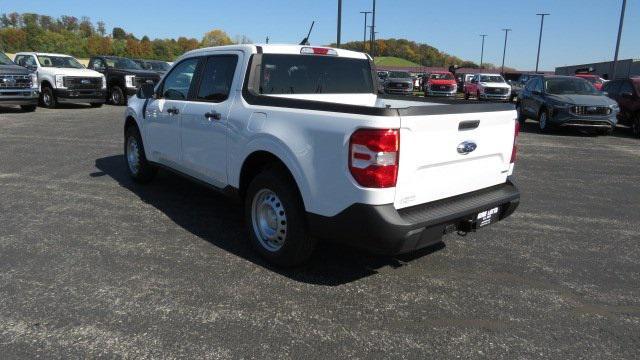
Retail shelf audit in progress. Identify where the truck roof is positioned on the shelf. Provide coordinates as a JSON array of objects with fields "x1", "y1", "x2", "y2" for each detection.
[
  {"x1": 181, "y1": 44, "x2": 368, "y2": 60},
  {"x1": 15, "y1": 52, "x2": 74, "y2": 57}
]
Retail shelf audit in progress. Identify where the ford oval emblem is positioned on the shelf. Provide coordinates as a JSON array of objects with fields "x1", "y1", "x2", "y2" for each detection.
[{"x1": 457, "y1": 141, "x2": 477, "y2": 155}]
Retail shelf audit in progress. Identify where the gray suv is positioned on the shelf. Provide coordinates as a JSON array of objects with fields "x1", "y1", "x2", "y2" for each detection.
[
  {"x1": 0, "y1": 52, "x2": 39, "y2": 112},
  {"x1": 517, "y1": 75, "x2": 619, "y2": 135}
]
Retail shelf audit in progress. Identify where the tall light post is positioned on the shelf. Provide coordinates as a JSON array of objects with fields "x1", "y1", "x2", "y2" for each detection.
[
  {"x1": 371, "y1": 0, "x2": 377, "y2": 57},
  {"x1": 501, "y1": 29, "x2": 511, "y2": 74},
  {"x1": 337, "y1": 0, "x2": 342, "y2": 48},
  {"x1": 360, "y1": 11, "x2": 372, "y2": 53},
  {"x1": 612, "y1": 0, "x2": 627, "y2": 79},
  {"x1": 479, "y1": 34, "x2": 487, "y2": 68},
  {"x1": 535, "y1": 13, "x2": 550, "y2": 73}
]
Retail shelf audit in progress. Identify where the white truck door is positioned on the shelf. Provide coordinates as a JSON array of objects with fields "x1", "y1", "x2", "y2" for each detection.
[
  {"x1": 144, "y1": 58, "x2": 199, "y2": 167},
  {"x1": 180, "y1": 53, "x2": 241, "y2": 187}
]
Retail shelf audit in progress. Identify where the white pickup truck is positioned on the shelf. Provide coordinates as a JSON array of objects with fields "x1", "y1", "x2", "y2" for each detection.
[{"x1": 124, "y1": 44, "x2": 520, "y2": 266}]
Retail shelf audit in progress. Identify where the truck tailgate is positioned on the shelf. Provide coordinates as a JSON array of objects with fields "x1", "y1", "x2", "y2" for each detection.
[{"x1": 394, "y1": 108, "x2": 516, "y2": 210}]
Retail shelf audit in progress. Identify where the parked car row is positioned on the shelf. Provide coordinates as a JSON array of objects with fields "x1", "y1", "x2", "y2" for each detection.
[{"x1": 1, "y1": 50, "x2": 171, "y2": 111}]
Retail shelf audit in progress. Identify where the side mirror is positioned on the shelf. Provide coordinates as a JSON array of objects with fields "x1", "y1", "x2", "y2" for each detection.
[
  {"x1": 26, "y1": 64, "x2": 37, "y2": 71},
  {"x1": 137, "y1": 83, "x2": 156, "y2": 99},
  {"x1": 621, "y1": 92, "x2": 634, "y2": 99}
]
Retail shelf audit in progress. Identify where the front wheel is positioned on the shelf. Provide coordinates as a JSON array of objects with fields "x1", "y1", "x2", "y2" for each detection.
[
  {"x1": 464, "y1": 91, "x2": 470, "y2": 100},
  {"x1": 245, "y1": 167, "x2": 316, "y2": 267},
  {"x1": 110, "y1": 86, "x2": 126, "y2": 106},
  {"x1": 124, "y1": 125, "x2": 157, "y2": 183},
  {"x1": 41, "y1": 86, "x2": 57, "y2": 108},
  {"x1": 516, "y1": 102, "x2": 526, "y2": 124}
]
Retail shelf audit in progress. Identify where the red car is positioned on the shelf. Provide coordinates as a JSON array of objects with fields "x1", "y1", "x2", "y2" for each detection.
[
  {"x1": 575, "y1": 74, "x2": 605, "y2": 91},
  {"x1": 423, "y1": 71, "x2": 457, "y2": 97}
]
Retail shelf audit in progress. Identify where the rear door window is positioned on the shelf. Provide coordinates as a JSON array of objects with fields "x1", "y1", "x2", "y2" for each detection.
[{"x1": 196, "y1": 55, "x2": 238, "y2": 102}]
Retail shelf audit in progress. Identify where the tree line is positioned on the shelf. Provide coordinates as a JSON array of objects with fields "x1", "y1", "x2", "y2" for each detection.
[
  {"x1": 0, "y1": 12, "x2": 505, "y2": 70},
  {"x1": 0, "y1": 12, "x2": 245, "y2": 61}
]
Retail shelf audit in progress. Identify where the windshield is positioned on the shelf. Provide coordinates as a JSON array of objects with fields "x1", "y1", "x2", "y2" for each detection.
[
  {"x1": 148, "y1": 61, "x2": 170, "y2": 71},
  {"x1": 388, "y1": 71, "x2": 410, "y2": 79},
  {"x1": 259, "y1": 54, "x2": 374, "y2": 94},
  {"x1": 37, "y1": 55, "x2": 83, "y2": 69},
  {"x1": 430, "y1": 73, "x2": 454, "y2": 80},
  {"x1": 545, "y1": 78, "x2": 598, "y2": 95},
  {"x1": 105, "y1": 57, "x2": 143, "y2": 70},
  {"x1": 480, "y1": 75, "x2": 505, "y2": 83},
  {"x1": 0, "y1": 52, "x2": 14, "y2": 65}
]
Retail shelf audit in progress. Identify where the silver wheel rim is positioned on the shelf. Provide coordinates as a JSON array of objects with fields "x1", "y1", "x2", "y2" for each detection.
[
  {"x1": 112, "y1": 89, "x2": 121, "y2": 104},
  {"x1": 251, "y1": 189, "x2": 287, "y2": 252},
  {"x1": 540, "y1": 112, "x2": 547, "y2": 129},
  {"x1": 43, "y1": 91, "x2": 51, "y2": 106},
  {"x1": 126, "y1": 136, "x2": 140, "y2": 175}
]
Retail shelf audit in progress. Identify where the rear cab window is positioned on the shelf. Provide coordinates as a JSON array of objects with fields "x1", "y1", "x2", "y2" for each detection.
[{"x1": 259, "y1": 54, "x2": 374, "y2": 94}]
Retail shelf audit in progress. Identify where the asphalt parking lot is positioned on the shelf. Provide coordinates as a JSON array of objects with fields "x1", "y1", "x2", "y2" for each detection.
[{"x1": 1, "y1": 104, "x2": 639, "y2": 359}]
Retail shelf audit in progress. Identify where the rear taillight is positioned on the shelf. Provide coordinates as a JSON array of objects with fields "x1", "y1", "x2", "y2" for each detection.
[
  {"x1": 349, "y1": 129, "x2": 399, "y2": 188},
  {"x1": 300, "y1": 47, "x2": 338, "y2": 56},
  {"x1": 511, "y1": 120, "x2": 520, "y2": 163}
]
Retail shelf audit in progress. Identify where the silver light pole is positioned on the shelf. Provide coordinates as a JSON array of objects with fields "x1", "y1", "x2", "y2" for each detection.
[
  {"x1": 612, "y1": 0, "x2": 627, "y2": 80},
  {"x1": 480, "y1": 34, "x2": 487, "y2": 68},
  {"x1": 535, "y1": 13, "x2": 550, "y2": 73},
  {"x1": 501, "y1": 29, "x2": 511, "y2": 74},
  {"x1": 360, "y1": 11, "x2": 372, "y2": 53},
  {"x1": 371, "y1": 0, "x2": 376, "y2": 57},
  {"x1": 337, "y1": 0, "x2": 342, "y2": 48}
]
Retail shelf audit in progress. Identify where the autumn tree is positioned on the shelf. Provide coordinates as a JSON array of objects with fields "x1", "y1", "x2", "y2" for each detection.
[{"x1": 201, "y1": 29, "x2": 232, "y2": 47}]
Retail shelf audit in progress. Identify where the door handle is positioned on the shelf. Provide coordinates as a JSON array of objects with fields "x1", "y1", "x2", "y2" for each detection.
[
  {"x1": 205, "y1": 112, "x2": 221, "y2": 121},
  {"x1": 167, "y1": 107, "x2": 179, "y2": 115}
]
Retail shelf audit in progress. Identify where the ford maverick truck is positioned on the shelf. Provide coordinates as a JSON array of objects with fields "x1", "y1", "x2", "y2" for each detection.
[{"x1": 124, "y1": 45, "x2": 521, "y2": 266}]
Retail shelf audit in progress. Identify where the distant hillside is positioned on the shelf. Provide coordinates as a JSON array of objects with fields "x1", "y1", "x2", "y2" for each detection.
[
  {"x1": 374, "y1": 57, "x2": 420, "y2": 67},
  {"x1": 335, "y1": 39, "x2": 480, "y2": 68}
]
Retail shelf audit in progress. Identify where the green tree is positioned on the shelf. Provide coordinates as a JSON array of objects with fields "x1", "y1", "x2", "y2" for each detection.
[{"x1": 201, "y1": 29, "x2": 232, "y2": 47}]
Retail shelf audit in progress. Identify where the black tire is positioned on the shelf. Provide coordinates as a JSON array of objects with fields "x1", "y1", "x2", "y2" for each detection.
[
  {"x1": 516, "y1": 102, "x2": 526, "y2": 124},
  {"x1": 464, "y1": 91, "x2": 470, "y2": 100},
  {"x1": 40, "y1": 86, "x2": 57, "y2": 108},
  {"x1": 632, "y1": 114, "x2": 640, "y2": 138},
  {"x1": 601, "y1": 126, "x2": 614, "y2": 136},
  {"x1": 244, "y1": 167, "x2": 316, "y2": 267},
  {"x1": 20, "y1": 105, "x2": 36, "y2": 112},
  {"x1": 538, "y1": 108, "x2": 552, "y2": 133},
  {"x1": 90, "y1": 102, "x2": 103, "y2": 108},
  {"x1": 110, "y1": 86, "x2": 126, "y2": 106},
  {"x1": 476, "y1": 91, "x2": 481, "y2": 101},
  {"x1": 124, "y1": 125, "x2": 157, "y2": 183}
]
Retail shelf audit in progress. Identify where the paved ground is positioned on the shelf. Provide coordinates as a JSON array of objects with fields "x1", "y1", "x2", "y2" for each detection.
[{"x1": 0, "y1": 104, "x2": 639, "y2": 359}]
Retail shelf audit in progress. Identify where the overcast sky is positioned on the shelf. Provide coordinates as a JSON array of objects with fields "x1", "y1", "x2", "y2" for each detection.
[{"x1": 4, "y1": 0, "x2": 639, "y2": 70}]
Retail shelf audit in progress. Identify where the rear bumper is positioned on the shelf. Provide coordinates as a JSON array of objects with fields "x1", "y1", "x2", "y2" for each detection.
[
  {"x1": 307, "y1": 178, "x2": 520, "y2": 255},
  {"x1": 54, "y1": 89, "x2": 105, "y2": 103}
]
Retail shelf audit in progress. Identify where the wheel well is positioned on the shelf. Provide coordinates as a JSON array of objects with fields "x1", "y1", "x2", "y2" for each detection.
[
  {"x1": 41, "y1": 80, "x2": 52, "y2": 89},
  {"x1": 538, "y1": 106, "x2": 548, "y2": 117},
  {"x1": 124, "y1": 116, "x2": 138, "y2": 136},
  {"x1": 239, "y1": 151, "x2": 297, "y2": 200}
]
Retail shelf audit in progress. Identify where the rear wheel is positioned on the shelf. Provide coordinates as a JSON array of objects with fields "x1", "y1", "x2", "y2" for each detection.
[
  {"x1": 538, "y1": 109, "x2": 551, "y2": 133},
  {"x1": 476, "y1": 91, "x2": 481, "y2": 100},
  {"x1": 245, "y1": 167, "x2": 316, "y2": 267},
  {"x1": 464, "y1": 91, "x2": 470, "y2": 100},
  {"x1": 124, "y1": 125, "x2": 157, "y2": 183},
  {"x1": 41, "y1": 86, "x2": 57, "y2": 108},
  {"x1": 632, "y1": 114, "x2": 640, "y2": 138},
  {"x1": 516, "y1": 102, "x2": 526, "y2": 124},
  {"x1": 20, "y1": 105, "x2": 36, "y2": 112}
]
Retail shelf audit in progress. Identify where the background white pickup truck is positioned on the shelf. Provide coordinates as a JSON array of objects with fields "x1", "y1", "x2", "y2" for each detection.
[
  {"x1": 124, "y1": 44, "x2": 520, "y2": 266},
  {"x1": 14, "y1": 52, "x2": 106, "y2": 108}
]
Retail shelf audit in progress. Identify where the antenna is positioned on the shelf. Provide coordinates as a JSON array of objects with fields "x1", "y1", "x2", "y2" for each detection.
[{"x1": 299, "y1": 21, "x2": 315, "y2": 45}]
